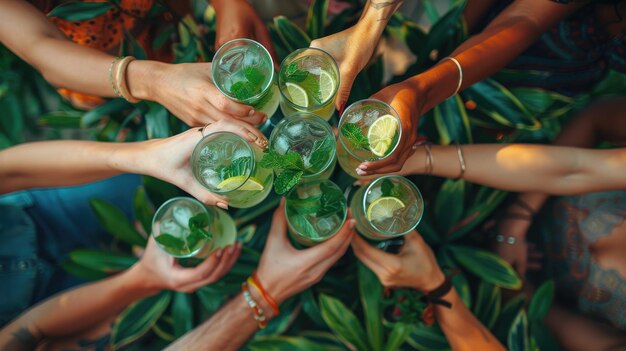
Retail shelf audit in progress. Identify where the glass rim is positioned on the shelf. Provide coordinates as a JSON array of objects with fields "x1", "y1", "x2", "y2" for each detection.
[
  {"x1": 360, "y1": 175, "x2": 423, "y2": 237},
  {"x1": 151, "y1": 196, "x2": 210, "y2": 258},
  {"x1": 191, "y1": 131, "x2": 256, "y2": 194},
  {"x1": 278, "y1": 47, "x2": 340, "y2": 110},
  {"x1": 338, "y1": 99, "x2": 403, "y2": 162},
  {"x1": 284, "y1": 179, "x2": 348, "y2": 241},
  {"x1": 211, "y1": 38, "x2": 275, "y2": 104},
  {"x1": 269, "y1": 112, "x2": 336, "y2": 178}
]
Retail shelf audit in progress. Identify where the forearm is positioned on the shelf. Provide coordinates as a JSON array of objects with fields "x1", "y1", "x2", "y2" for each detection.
[
  {"x1": 436, "y1": 288, "x2": 505, "y2": 351},
  {"x1": 167, "y1": 290, "x2": 273, "y2": 350},
  {"x1": 0, "y1": 139, "x2": 154, "y2": 193},
  {"x1": 405, "y1": 144, "x2": 626, "y2": 195},
  {"x1": 0, "y1": 264, "x2": 158, "y2": 350}
]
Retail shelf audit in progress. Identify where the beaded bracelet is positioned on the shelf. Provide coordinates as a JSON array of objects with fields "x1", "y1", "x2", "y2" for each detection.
[{"x1": 241, "y1": 282, "x2": 267, "y2": 329}]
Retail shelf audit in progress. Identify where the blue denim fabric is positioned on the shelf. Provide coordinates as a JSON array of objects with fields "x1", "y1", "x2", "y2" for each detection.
[{"x1": 0, "y1": 174, "x2": 141, "y2": 326}]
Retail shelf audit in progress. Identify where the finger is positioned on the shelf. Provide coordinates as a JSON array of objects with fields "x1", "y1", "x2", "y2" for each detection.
[
  {"x1": 205, "y1": 91, "x2": 253, "y2": 118},
  {"x1": 334, "y1": 71, "x2": 356, "y2": 111},
  {"x1": 517, "y1": 259, "x2": 527, "y2": 277},
  {"x1": 254, "y1": 22, "x2": 279, "y2": 71},
  {"x1": 350, "y1": 233, "x2": 393, "y2": 274},
  {"x1": 170, "y1": 249, "x2": 223, "y2": 288},
  {"x1": 212, "y1": 119, "x2": 268, "y2": 149},
  {"x1": 358, "y1": 147, "x2": 415, "y2": 175},
  {"x1": 181, "y1": 243, "x2": 242, "y2": 291},
  {"x1": 266, "y1": 199, "x2": 288, "y2": 248},
  {"x1": 307, "y1": 218, "x2": 355, "y2": 271},
  {"x1": 185, "y1": 181, "x2": 229, "y2": 209}
]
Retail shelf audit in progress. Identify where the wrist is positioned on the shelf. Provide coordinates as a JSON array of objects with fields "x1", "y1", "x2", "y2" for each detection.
[
  {"x1": 107, "y1": 139, "x2": 155, "y2": 175},
  {"x1": 255, "y1": 270, "x2": 290, "y2": 306},
  {"x1": 415, "y1": 268, "x2": 446, "y2": 294},
  {"x1": 126, "y1": 60, "x2": 167, "y2": 101},
  {"x1": 410, "y1": 60, "x2": 460, "y2": 113},
  {"x1": 122, "y1": 263, "x2": 162, "y2": 298}
]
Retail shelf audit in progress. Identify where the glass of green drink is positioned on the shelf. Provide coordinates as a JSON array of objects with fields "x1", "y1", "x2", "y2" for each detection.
[
  {"x1": 152, "y1": 197, "x2": 237, "y2": 258},
  {"x1": 278, "y1": 48, "x2": 339, "y2": 121},
  {"x1": 337, "y1": 99, "x2": 402, "y2": 178},
  {"x1": 192, "y1": 132, "x2": 274, "y2": 208},
  {"x1": 212, "y1": 38, "x2": 279, "y2": 130},
  {"x1": 350, "y1": 175, "x2": 423, "y2": 240},
  {"x1": 285, "y1": 180, "x2": 347, "y2": 246},
  {"x1": 269, "y1": 112, "x2": 336, "y2": 182}
]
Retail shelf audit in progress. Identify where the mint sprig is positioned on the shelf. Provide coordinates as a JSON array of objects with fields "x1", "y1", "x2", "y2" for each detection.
[
  {"x1": 260, "y1": 150, "x2": 304, "y2": 195},
  {"x1": 220, "y1": 156, "x2": 253, "y2": 180},
  {"x1": 316, "y1": 182, "x2": 345, "y2": 218},
  {"x1": 230, "y1": 67, "x2": 266, "y2": 101},
  {"x1": 285, "y1": 62, "x2": 309, "y2": 82},
  {"x1": 155, "y1": 213, "x2": 212, "y2": 255},
  {"x1": 381, "y1": 179, "x2": 402, "y2": 198},
  {"x1": 341, "y1": 123, "x2": 369, "y2": 150},
  {"x1": 307, "y1": 137, "x2": 334, "y2": 173}
]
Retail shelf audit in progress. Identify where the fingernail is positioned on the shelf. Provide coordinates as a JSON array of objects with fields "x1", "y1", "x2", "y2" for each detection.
[
  {"x1": 248, "y1": 109, "x2": 256, "y2": 117},
  {"x1": 247, "y1": 132, "x2": 259, "y2": 141},
  {"x1": 228, "y1": 244, "x2": 236, "y2": 254},
  {"x1": 216, "y1": 248, "x2": 224, "y2": 258},
  {"x1": 348, "y1": 219, "x2": 356, "y2": 229},
  {"x1": 217, "y1": 202, "x2": 228, "y2": 210},
  {"x1": 358, "y1": 165, "x2": 367, "y2": 170}
]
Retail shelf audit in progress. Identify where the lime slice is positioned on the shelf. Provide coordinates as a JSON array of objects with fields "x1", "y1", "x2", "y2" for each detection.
[
  {"x1": 367, "y1": 196, "x2": 405, "y2": 222},
  {"x1": 319, "y1": 70, "x2": 335, "y2": 103},
  {"x1": 367, "y1": 114, "x2": 398, "y2": 157},
  {"x1": 217, "y1": 176, "x2": 264, "y2": 191},
  {"x1": 285, "y1": 82, "x2": 309, "y2": 107}
]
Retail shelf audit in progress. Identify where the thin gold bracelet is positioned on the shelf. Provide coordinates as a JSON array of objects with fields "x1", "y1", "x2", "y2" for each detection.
[
  {"x1": 115, "y1": 56, "x2": 140, "y2": 103},
  {"x1": 441, "y1": 56, "x2": 463, "y2": 98},
  {"x1": 424, "y1": 143, "x2": 434, "y2": 175},
  {"x1": 108, "y1": 56, "x2": 123, "y2": 97},
  {"x1": 454, "y1": 143, "x2": 466, "y2": 179}
]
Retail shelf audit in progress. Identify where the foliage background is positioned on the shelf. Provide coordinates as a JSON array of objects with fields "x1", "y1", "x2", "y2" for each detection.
[{"x1": 2, "y1": 0, "x2": 626, "y2": 350}]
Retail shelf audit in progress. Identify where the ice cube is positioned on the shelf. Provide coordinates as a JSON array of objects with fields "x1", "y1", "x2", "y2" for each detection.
[
  {"x1": 307, "y1": 122, "x2": 326, "y2": 137},
  {"x1": 274, "y1": 135, "x2": 290, "y2": 154},
  {"x1": 201, "y1": 169, "x2": 221, "y2": 187},
  {"x1": 286, "y1": 123, "x2": 305, "y2": 139},
  {"x1": 233, "y1": 147, "x2": 251, "y2": 160},
  {"x1": 242, "y1": 48, "x2": 262, "y2": 68},
  {"x1": 173, "y1": 205, "x2": 194, "y2": 229},
  {"x1": 159, "y1": 218, "x2": 185, "y2": 238},
  {"x1": 315, "y1": 215, "x2": 341, "y2": 235},
  {"x1": 364, "y1": 109, "x2": 380, "y2": 125},
  {"x1": 219, "y1": 51, "x2": 244, "y2": 73},
  {"x1": 347, "y1": 111, "x2": 362, "y2": 124}
]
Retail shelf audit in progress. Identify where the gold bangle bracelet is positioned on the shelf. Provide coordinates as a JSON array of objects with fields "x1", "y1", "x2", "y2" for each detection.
[
  {"x1": 455, "y1": 143, "x2": 466, "y2": 179},
  {"x1": 108, "y1": 56, "x2": 123, "y2": 97},
  {"x1": 115, "y1": 56, "x2": 140, "y2": 103},
  {"x1": 441, "y1": 56, "x2": 463, "y2": 98}
]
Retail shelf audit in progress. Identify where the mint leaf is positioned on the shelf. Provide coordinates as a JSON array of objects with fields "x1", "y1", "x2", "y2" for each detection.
[
  {"x1": 290, "y1": 214, "x2": 319, "y2": 238},
  {"x1": 189, "y1": 213, "x2": 209, "y2": 230},
  {"x1": 155, "y1": 234, "x2": 186, "y2": 251},
  {"x1": 221, "y1": 156, "x2": 253, "y2": 179},
  {"x1": 341, "y1": 123, "x2": 369, "y2": 149},
  {"x1": 244, "y1": 67, "x2": 264, "y2": 86},
  {"x1": 381, "y1": 179, "x2": 402, "y2": 198},
  {"x1": 231, "y1": 81, "x2": 255, "y2": 101},
  {"x1": 317, "y1": 182, "x2": 345, "y2": 217},
  {"x1": 252, "y1": 88, "x2": 273, "y2": 110},
  {"x1": 299, "y1": 75, "x2": 321, "y2": 104},
  {"x1": 260, "y1": 150, "x2": 304, "y2": 171},
  {"x1": 307, "y1": 136, "x2": 334, "y2": 174},
  {"x1": 289, "y1": 194, "x2": 323, "y2": 215},
  {"x1": 286, "y1": 62, "x2": 309, "y2": 82},
  {"x1": 275, "y1": 169, "x2": 303, "y2": 195}
]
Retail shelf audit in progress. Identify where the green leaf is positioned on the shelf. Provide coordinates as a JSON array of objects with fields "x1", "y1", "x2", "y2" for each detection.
[
  {"x1": 145, "y1": 103, "x2": 170, "y2": 139},
  {"x1": 81, "y1": 98, "x2": 130, "y2": 127},
  {"x1": 196, "y1": 286, "x2": 226, "y2": 315},
  {"x1": 316, "y1": 182, "x2": 345, "y2": 218},
  {"x1": 247, "y1": 336, "x2": 332, "y2": 351},
  {"x1": 39, "y1": 110, "x2": 83, "y2": 129},
  {"x1": 528, "y1": 280, "x2": 555, "y2": 321},
  {"x1": 301, "y1": 289, "x2": 325, "y2": 327},
  {"x1": 406, "y1": 324, "x2": 450, "y2": 351},
  {"x1": 507, "y1": 310, "x2": 529, "y2": 351},
  {"x1": 0, "y1": 94, "x2": 23, "y2": 144},
  {"x1": 494, "y1": 294, "x2": 526, "y2": 343},
  {"x1": 172, "y1": 292, "x2": 194, "y2": 337},
  {"x1": 358, "y1": 263, "x2": 383, "y2": 351},
  {"x1": 61, "y1": 260, "x2": 108, "y2": 281},
  {"x1": 383, "y1": 323, "x2": 411, "y2": 351},
  {"x1": 307, "y1": 136, "x2": 334, "y2": 173},
  {"x1": 447, "y1": 186, "x2": 507, "y2": 241},
  {"x1": 69, "y1": 249, "x2": 137, "y2": 273},
  {"x1": 404, "y1": 21, "x2": 427, "y2": 58},
  {"x1": 152, "y1": 25, "x2": 175, "y2": 51},
  {"x1": 273, "y1": 16, "x2": 312, "y2": 52},
  {"x1": 111, "y1": 291, "x2": 172, "y2": 349},
  {"x1": 290, "y1": 214, "x2": 319, "y2": 238},
  {"x1": 341, "y1": 123, "x2": 369, "y2": 149},
  {"x1": 418, "y1": 1, "x2": 466, "y2": 64},
  {"x1": 319, "y1": 294, "x2": 372, "y2": 351},
  {"x1": 90, "y1": 198, "x2": 147, "y2": 246},
  {"x1": 531, "y1": 321, "x2": 560, "y2": 351},
  {"x1": 260, "y1": 150, "x2": 304, "y2": 171},
  {"x1": 306, "y1": 0, "x2": 329, "y2": 39},
  {"x1": 123, "y1": 29, "x2": 148, "y2": 60},
  {"x1": 48, "y1": 1, "x2": 112, "y2": 21},
  {"x1": 133, "y1": 186, "x2": 154, "y2": 236},
  {"x1": 275, "y1": 169, "x2": 304, "y2": 195},
  {"x1": 433, "y1": 95, "x2": 472, "y2": 145},
  {"x1": 448, "y1": 245, "x2": 522, "y2": 289},
  {"x1": 142, "y1": 175, "x2": 181, "y2": 208},
  {"x1": 285, "y1": 62, "x2": 310, "y2": 82},
  {"x1": 434, "y1": 179, "x2": 465, "y2": 234},
  {"x1": 473, "y1": 281, "x2": 501, "y2": 330},
  {"x1": 222, "y1": 156, "x2": 254, "y2": 179}
]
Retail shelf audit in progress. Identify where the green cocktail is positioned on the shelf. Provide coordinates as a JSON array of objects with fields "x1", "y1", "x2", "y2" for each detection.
[
  {"x1": 152, "y1": 197, "x2": 237, "y2": 258},
  {"x1": 350, "y1": 175, "x2": 423, "y2": 240},
  {"x1": 285, "y1": 180, "x2": 347, "y2": 246},
  {"x1": 278, "y1": 48, "x2": 339, "y2": 121},
  {"x1": 192, "y1": 132, "x2": 274, "y2": 208},
  {"x1": 268, "y1": 112, "x2": 336, "y2": 184},
  {"x1": 212, "y1": 38, "x2": 279, "y2": 130},
  {"x1": 337, "y1": 99, "x2": 402, "y2": 178}
]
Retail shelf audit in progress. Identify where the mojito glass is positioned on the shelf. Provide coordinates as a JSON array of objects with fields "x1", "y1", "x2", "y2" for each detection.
[
  {"x1": 278, "y1": 48, "x2": 339, "y2": 121},
  {"x1": 269, "y1": 112, "x2": 336, "y2": 182},
  {"x1": 337, "y1": 99, "x2": 402, "y2": 178},
  {"x1": 285, "y1": 180, "x2": 347, "y2": 246},
  {"x1": 152, "y1": 197, "x2": 237, "y2": 258},
  {"x1": 192, "y1": 132, "x2": 274, "y2": 208},
  {"x1": 212, "y1": 38, "x2": 279, "y2": 129},
  {"x1": 350, "y1": 175, "x2": 423, "y2": 240}
]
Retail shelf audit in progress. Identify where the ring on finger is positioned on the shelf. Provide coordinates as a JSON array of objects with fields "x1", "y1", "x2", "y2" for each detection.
[{"x1": 200, "y1": 123, "x2": 213, "y2": 137}]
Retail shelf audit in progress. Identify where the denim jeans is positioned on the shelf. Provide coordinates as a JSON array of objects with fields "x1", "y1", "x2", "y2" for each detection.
[{"x1": 0, "y1": 174, "x2": 141, "y2": 325}]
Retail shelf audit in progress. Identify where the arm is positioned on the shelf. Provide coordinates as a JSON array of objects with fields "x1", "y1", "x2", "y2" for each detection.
[
  {"x1": 363, "y1": 0, "x2": 588, "y2": 173},
  {"x1": 166, "y1": 201, "x2": 355, "y2": 350},
  {"x1": 311, "y1": 0, "x2": 404, "y2": 111},
  {"x1": 0, "y1": 119, "x2": 267, "y2": 207},
  {"x1": 0, "y1": 0, "x2": 266, "y2": 126},
  {"x1": 352, "y1": 231, "x2": 505, "y2": 351},
  {"x1": 0, "y1": 237, "x2": 241, "y2": 351}
]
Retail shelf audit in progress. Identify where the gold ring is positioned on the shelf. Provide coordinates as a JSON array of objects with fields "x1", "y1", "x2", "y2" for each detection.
[{"x1": 200, "y1": 123, "x2": 212, "y2": 137}]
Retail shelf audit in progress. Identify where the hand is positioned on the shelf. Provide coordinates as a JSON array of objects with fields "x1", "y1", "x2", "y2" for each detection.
[
  {"x1": 212, "y1": 0, "x2": 278, "y2": 69},
  {"x1": 310, "y1": 24, "x2": 379, "y2": 111},
  {"x1": 351, "y1": 230, "x2": 445, "y2": 293},
  {"x1": 132, "y1": 236, "x2": 242, "y2": 293},
  {"x1": 256, "y1": 200, "x2": 355, "y2": 304},
  {"x1": 143, "y1": 62, "x2": 268, "y2": 127},
  {"x1": 356, "y1": 81, "x2": 425, "y2": 176},
  {"x1": 143, "y1": 119, "x2": 268, "y2": 208},
  {"x1": 493, "y1": 218, "x2": 542, "y2": 277}
]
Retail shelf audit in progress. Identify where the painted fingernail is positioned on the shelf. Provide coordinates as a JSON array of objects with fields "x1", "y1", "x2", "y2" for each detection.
[
  {"x1": 216, "y1": 248, "x2": 224, "y2": 258},
  {"x1": 248, "y1": 109, "x2": 256, "y2": 117},
  {"x1": 358, "y1": 165, "x2": 367, "y2": 170},
  {"x1": 217, "y1": 202, "x2": 228, "y2": 210},
  {"x1": 348, "y1": 219, "x2": 356, "y2": 229},
  {"x1": 247, "y1": 132, "x2": 259, "y2": 141}
]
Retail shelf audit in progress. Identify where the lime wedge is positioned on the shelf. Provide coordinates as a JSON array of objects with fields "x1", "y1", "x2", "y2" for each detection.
[
  {"x1": 285, "y1": 82, "x2": 309, "y2": 107},
  {"x1": 217, "y1": 176, "x2": 264, "y2": 191},
  {"x1": 367, "y1": 114, "x2": 398, "y2": 157},
  {"x1": 367, "y1": 196, "x2": 405, "y2": 222},
  {"x1": 319, "y1": 70, "x2": 335, "y2": 103}
]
